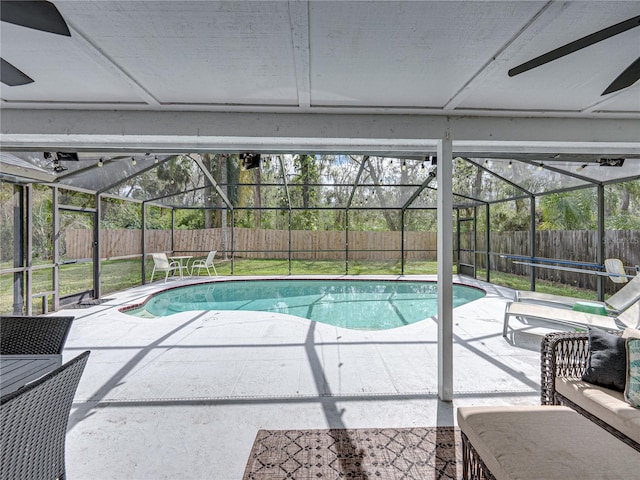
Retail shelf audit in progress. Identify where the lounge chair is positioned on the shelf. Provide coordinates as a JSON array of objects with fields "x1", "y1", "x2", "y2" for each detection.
[
  {"x1": 150, "y1": 252, "x2": 179, "y2": 283},
  {"x1": 190, "y1": 250, "x2": 218, "y2": 277},
  {"x1": 515, "y1": 272, "x2": 640, "y2": 313},
  {"x1": 503, "y1": 296, "x2": 640, "y2": 337}
]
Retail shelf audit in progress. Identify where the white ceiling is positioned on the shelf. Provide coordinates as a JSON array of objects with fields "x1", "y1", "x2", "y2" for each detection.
[{"x1": 0, "y1": 1, "x2": 639, "y2": 155}]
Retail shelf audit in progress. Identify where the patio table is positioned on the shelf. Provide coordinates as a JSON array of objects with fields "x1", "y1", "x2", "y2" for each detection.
[
  {"x1": 0, "y1": 354, "x2": 62, "y2": 396},
  {"x1": 169, "y1": 255, "x2": 193, "y2": 279}
]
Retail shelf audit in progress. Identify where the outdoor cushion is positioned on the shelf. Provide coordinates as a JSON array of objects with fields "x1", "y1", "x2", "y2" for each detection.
[
  {"x1": 623, "y1": 327, "x2": 640, "y2": 339},
  {"x1": 457, "y1": 405, "x2": 640, "y2": 480},
  {"x1": 556, "y1": 378, "x2": 640, "y2": 445},
  {"x1": 582, "y1": 328, "x2": 626, "y2": 391},
  {"x1": 625, "y1": 338, "x2": 640, "y2": 408},
  {"x1": 623, "y1": 328, "x2": 640, "y2": 407}
]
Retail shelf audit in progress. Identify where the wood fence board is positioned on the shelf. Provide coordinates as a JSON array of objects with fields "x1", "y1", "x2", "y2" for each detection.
[{"x1": 66, "y1": 228, "x2": 638, "y2": 291}]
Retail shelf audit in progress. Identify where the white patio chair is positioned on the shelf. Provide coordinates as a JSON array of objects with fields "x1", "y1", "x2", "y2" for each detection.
[
  {"x1": 191, "y1": 250, "x2": 218, "y2": 277},
  {"x1": 150, "y1": 253, "x2": 179, "y2": 283}
]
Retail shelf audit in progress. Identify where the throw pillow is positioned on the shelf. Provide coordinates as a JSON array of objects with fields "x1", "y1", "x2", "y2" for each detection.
[
  {"x1": 624, "y1": 338, "x2": 640, "y2": 408},
  {"x1": 581, "y1": 328, "x2": 626, "y2": 391}
]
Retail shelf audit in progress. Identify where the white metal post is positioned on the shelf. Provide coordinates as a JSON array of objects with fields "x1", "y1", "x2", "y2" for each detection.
[{"x1": 437, "y1": 136, "x2": 454, "y2": 401}]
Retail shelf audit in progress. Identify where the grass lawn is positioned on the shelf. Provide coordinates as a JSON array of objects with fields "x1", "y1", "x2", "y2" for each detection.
[{"x1": 1, "y1": 256, "x2": 599, "y2": 314}]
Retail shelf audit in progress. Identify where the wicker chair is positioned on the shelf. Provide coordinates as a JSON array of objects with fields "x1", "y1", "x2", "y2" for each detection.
[
  {"x1": 540, "y1": 330, "x2": 640, "y2": 451},
  {"x1": 0, "y1": 350, "x2": 90, "y2": 480},
  {"x1": 0, "y1": 316, "x2": 74, "y2": 355}
]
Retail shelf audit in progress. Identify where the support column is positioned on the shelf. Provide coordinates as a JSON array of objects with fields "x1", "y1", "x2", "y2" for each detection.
[
  {"x1": 52, "y1": 186, "x2": 60, "y2": 311},
  {"x1": 485, "y1": 204, "x2": 491, "y2": 283},
  {"x1": 288, "y1": 210, "x2": 292, "y2": 275},
  {"x1": 171, "y1": 209, "x2": 176, "y2": 253},
  {"x1": 141, "y1": 202, "x2": 147, "y2": 283},
  {"x1": 530, "y1": 195, "x2": 536, "y2": 291},
  {"x1": 25, "y1": 185, "x2": 33, "y2": 315},
  {"x1": 12, "y1": 185, "x2": 25, "y2": 314},
  {"x1": 345, "y1": 210, "x2": 350, "y2": 274},
  {"x1": 93, "y1": 194, "x2": 101, "y2": 299},
  {"x1": 597, "y1": 185, "x2": 605, "y2": 301},
  {"x1": 401, "y1": 210, "x2": 406, "y2": 275},
  {"x1": 437, "y1": 136, "x2": 453, "y2": 401},
  {"x1": 231, "y1": 209, "x2": 235, "y2": 275}
]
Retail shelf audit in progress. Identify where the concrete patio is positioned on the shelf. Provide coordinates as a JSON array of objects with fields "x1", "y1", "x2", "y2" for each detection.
[{"x1": 59, "y1": 275, "x2": 572, "y2": 479}]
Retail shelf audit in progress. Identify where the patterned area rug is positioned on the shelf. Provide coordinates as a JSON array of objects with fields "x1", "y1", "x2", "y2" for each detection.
[{"x1": 243, "y1": 426, "x2": 461, "y2": 479}]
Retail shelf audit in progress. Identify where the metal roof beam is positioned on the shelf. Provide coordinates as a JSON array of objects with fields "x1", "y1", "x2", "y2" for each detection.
[
  {"x1": 190, "y1": 154, "x2": 233, "y2": 210},
  {"x1": 96, "y1": 155, "x2": 174, "y2": 195},
  {"x1": 278, "y1": 155, "x2": 292, "y2": 211},
  {"x1": 462, "y1": 157, "x2": 532, "y2": 196},
  {"x1": 401, "y1": 168, "x2": 437, "y2": 212},
  {"x1": 518, "y1": 158, "x2": 599, "y2": 184},
  {"x1": 346, "y1": 155, "x2": 369, "y2": 210}
]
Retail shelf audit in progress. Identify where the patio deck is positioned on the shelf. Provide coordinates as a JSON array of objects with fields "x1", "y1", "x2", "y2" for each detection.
[{"x1": 58, "y1": 275, "x2": 575, "y2": 479}]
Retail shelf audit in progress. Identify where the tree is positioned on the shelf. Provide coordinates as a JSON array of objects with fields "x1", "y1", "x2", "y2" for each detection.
[
  {"x1": 538, "y1": 189, "x2": 596, "y2": 230},
  {"x1": 202, "y1": 154, "x2": 215, "y2": 229},
  {"x1": 289, "y1": 154, "x2": 320, "y2": 230},
  {"x1": 365, "y1": 157, "x2": 401, "y2": 231}
]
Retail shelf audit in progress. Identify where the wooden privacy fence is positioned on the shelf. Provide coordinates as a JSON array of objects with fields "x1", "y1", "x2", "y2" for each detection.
[
  {"x1": 66, "y1": 228, "x2": 638, "y2": 287},
  {"x1": 65, "y1": 228, "x2": 439, "y2": 261},
  {"x1": 473, "y1": 230, "x2": 640, "y2": 290}
]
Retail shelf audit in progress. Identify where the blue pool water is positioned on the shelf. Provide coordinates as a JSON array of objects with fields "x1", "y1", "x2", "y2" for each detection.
[{"x1": 128, "y1": 279, "x2": 485, "y2": 330}]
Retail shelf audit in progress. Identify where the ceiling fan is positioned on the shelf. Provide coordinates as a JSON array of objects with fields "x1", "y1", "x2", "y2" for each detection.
[
  {"x1": 509, "y1": 15, "x2": 640, "y2": 95},
  {"x1": 1, "y1": 0, "x2": 70, "y2": 86}
]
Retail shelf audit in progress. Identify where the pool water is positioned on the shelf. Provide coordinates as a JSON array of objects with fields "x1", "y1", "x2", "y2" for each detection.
[{"x1": 128, "y1": 279, "x2": 485, "y2": 330}]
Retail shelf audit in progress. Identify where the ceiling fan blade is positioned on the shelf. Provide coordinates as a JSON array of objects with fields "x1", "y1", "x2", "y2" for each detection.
[
  {"x1": 509, "y1": 15, "x2": 640, "y2": 77},
  {"x1": 0, "y1": 58, "x2": 34, "y2": 86},
  {"x1": 0, "y1": 0, "x2": 70, "y2": 36},
  {"x1": 602, "y1": 57, "x2": 640, "y2": 95}
]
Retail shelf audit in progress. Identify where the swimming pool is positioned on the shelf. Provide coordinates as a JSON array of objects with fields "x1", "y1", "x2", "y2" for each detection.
[{"x1": 127, "y1": 279, "x2": 485, "y2": 330}]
